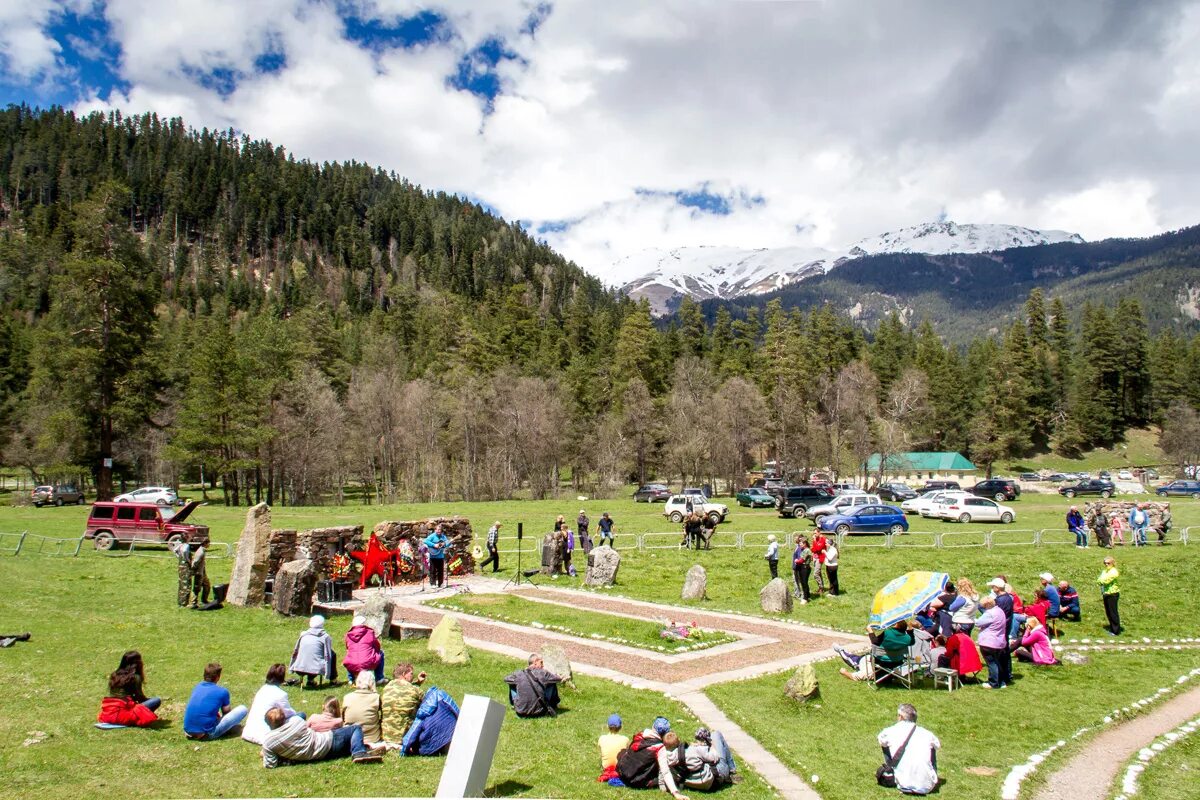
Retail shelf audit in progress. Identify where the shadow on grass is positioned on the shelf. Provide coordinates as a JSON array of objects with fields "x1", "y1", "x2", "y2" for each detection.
[{"x1": 486, "y1": 779, "x2": 534, "y2": 796}]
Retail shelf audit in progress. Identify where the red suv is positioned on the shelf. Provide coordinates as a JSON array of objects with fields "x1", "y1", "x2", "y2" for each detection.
[{"x1": 84, "y1": 501, "x2": 208, "y2": 551}]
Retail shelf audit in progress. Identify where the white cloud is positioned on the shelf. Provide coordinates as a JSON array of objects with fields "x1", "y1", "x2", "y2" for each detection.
[
  {"x1": 51, "y1": 0, "x2": 1200, "y2": 284},
  {"x1": 0, "y1": 0, "x2": 67, "y2": 81}
]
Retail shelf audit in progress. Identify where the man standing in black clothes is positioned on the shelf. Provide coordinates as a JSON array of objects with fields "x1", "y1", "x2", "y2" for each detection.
[
  {"x1": 577, "y1": 509, "x2": 592, "y2": 554},
  {"x1": 479, "y1": 521, "x2": 501, "y2": 573}
]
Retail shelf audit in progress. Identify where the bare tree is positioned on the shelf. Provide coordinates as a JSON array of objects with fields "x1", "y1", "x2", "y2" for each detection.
[
  {"x1": 815, "y1": 360, "x2": 879, "y2": 480},
  {"x1": 1160, "y1": 402, "x2": 1200, "y2": 475},
  {"x1": 664, "y1": 357, "x2": 717, "y2": 488},
  {"x1": 274, "y1": 365, "x2": 346, "y2": 505},
  {"x1": 712, "y1": 377, "x2": 768, "y2": 494},
  {"x1": 872, "y1": 367, "x2": 929, "y2": 486},
  {"x1": 620, "y1": 378, "x2": 658, "y2": 485}
]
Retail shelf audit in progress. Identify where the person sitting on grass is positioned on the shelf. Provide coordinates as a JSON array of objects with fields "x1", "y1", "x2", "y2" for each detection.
[
  {"x1": 342, "y1": 671, "x2": 384, "y2": 745},
  {"x1": 290, "y1": 615, "x2": 337, "y2": 688},
  {"x1": 1058, "y1": 581, "x2": 1081, "y2": 621},
  {"x1": 877, "y1": 703, "x2": 940, "y2": 795},
  {"x1": 116, "y1": 650, "x2": 156, "y2": 705},
  {"x1": 504, "y1": 653, "x2": 562, "y2": 717},
  {"x1": 183, "y1": 662, "x2": 248, "y2": 740},
  {"x1": 261, "y1": 706, "x2": 384, "y2": 768},
  {"x1": 381, "y1": 662, "x2": 427, "y2": 745},
  {"x1": 98, "y1": 667, "x2": 160, "y2": 727},
  {"x1": 343, "y1": 615, "x2": 385, "y2": 684},
  {"x1": 597, "y1": 713, "x2": 630, "y2": 782},
  {"x1": 243, "y1": 663, "x2": 304, "y2": 745},
  {"x1": 1014, "y1": 617, "x2": 1058, "y2": 665},
  {"x1": 677, "y1": 727, "x2": 741, "y2": 790},
  {"x1": 657, "y1": 731, "x2": 690, "y2": 800},
  {"x1": 307, "y1": 696, "x2": 343, "y2": 732}
]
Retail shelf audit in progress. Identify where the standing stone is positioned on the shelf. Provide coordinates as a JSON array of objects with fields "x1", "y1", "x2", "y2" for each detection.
[
  {"x1": 540, "y1": 533, "x2": 563, "y2": 576},
  {"x1": 681, "y1": 564, "x2": 708, "y2": 601},
  {"x1": 228, "y1": 503, "x2": 272, "y2": 607},
  {"x1": 760, "y1": 577, "x2": 793, "y2": 613},
  {"x1": 783, "y1": 664, "x2": 820, "y2": 703},
  {"x1": 584, "y1": 546, "x2": 621, "y2": 588},
  {"x1": 428, "y1": 615, "x2": 470, "y2": 665},
  {"x1": 359, "y1": 592, "x2": 396, "y2": 640},
  {"x1": 272, "y1": 559, "x2": 317, "y2": 617},
  {"x1": 540, "y1": 644, "x2": 575, "y2": 689}
]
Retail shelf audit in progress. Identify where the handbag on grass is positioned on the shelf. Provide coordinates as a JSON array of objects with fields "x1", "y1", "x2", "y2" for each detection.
[{"x1": 876, "y1": 724, "x2": 917, "y2": 787}]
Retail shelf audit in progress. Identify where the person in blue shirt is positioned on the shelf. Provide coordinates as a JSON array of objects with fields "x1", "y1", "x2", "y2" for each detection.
[
  {"x1": 423, "y1": 525, "x2": 450, "y2": 588},
  {"x1": 1040, "y1": 573, "x2": 1061, "y2": 618},
  {"x1": 1058, "y1": 581, "x2": 1081, "y2": 621},
  {"x1": 183, "y1": 662, "x2": 247, "y2": 740},
  {"x1": 597, "y1": 513, "x2": 615, "y2": 547}
]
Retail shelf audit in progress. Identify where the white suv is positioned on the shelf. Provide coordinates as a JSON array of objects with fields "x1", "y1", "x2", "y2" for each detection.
[
  {"x1": 663, "y1": 495, "x2": 728, "y2": 525},
  {"x1": 113, "y1": 486, "x2": 179, "y2": 506},
  {"x1": 805, "y1": 493, "x2": 881, "y2": 524}
]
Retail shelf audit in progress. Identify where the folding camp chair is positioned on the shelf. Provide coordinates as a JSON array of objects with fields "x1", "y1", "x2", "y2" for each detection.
[{"x1": 868, "y1": 646, "x2": 920, "y2": 688}]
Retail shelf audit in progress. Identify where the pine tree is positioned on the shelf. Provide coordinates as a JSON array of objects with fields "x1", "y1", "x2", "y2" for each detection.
[
  {"x1": 1115, "y1": 298, "x2": 1151, "y2": 428},
  {"x1": 675, "y1": 296, "x2": 706, "y2": 358},
  {"x1": 612, "y1": 301, "x2": 660, "y2": 395}
]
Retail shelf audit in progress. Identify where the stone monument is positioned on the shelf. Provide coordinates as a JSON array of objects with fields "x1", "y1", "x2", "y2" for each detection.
[
  {"x1": 584, "y1": 545, "x2": 620, "y2": 587},
  {"x1": 681, "y1": 564, "x2": 708, "y2": 601},
  {"x1": 429, "y1": 615, "x2": 470, "y2": 665},
  {"x1": 760, "y1": 577, "x2": 793, "y2": 613},
  {"x1": 434, "y1": 694, "x2": 506, "y2": 798},
  {"x1": 228, "y1": 503, "x2": 272, "y2": 606},
  {"x1": 540, "y1": 644, "x2": 575, "y2": 689},
  {"x1": 272, "y1": 559, "x2": 317, "y2": 617},
  {"x1": 783, "y1": 663, "x2": 820, "y2": 703},
  {"x1": 358, "y1": 592, "x2": 396, "y2": 639}
]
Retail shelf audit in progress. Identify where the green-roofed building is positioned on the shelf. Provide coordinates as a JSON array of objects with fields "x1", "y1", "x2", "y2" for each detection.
[{"x1": 863, "y1": 451, "x2": 977, "y2": 480}]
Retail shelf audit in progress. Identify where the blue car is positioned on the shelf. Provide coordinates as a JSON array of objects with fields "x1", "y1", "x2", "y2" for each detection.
[
  {"x1": 1156, "y1": 480, "x2": 1200, "y2": 497},
  {"x1": 817, "y1": 504, "x2": 909, "y2": 536}
]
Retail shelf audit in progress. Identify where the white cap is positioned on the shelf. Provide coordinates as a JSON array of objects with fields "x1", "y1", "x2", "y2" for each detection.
[
  {"x1": 988, "y1": 578, "x2": 1006, "y2": 590},
  {"x1": 768, "y1": 534, "x2": 777, "y2": 542},
  {"x1": 309, "y1": 614, "x2": 325, "y2": 628},
  {"x1": 1039, "y1": 572, "x2": 1054, "y2": 583}
]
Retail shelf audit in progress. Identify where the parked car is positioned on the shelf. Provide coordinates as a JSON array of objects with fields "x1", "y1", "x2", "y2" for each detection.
[
  {"x1": 84, "y1": 501, "x2": 208, "y2": 551},
  {"x1": 1117, "y1": 470, "x2": 1134, "y2": 481},
  {"x1": 113, "y1": 486, "x2": 179, "y2": 506},
  {"x1": 633, "y1": 484, "x2": 672, "y2": 503},
  {"x1": 30, "y1": 484, "x2": 86, "y2": 507},
  {"x1": 1019, "y1": 473, "x2": 1042, "y2": 481},
  {"x1": 1142, "y1": 468, "x2": 1160, "y2": 480},
  {"x1": 805, "y1": 493, "x2": 882, "y2": 524},
  {"x1": 663, "y1": 495, "x2": 728, "y2": 525},
  {"x1": 901, "y1": 490, "x2": 943, "y2": 515},
  {"x1": 750, "y1": 477, "x2": 789, "y2": 496},
  {"x1": 1155, "y1": 480, "x2": 1200, "y2": 497},
  {"x1": 683, "y1": 486, "x2": 712, "y2": 498},
  {"x1": 817, "y1": 504, "x2": 909, "y2": 536},
  {"x1": 1045, "y1": 473, "x2": 1070, "y2": 483},
  {"x1": 831, "y1": 482, "x2": 859, "y2": 494},
  {"x1": 919, "y1": 490, "x2": 973, "y2": 518},
  {"x1": 936, "y1": 496, "x2": 1016, "y2": 524},
  {"x1": 1098, "y1": 470, "x2": 1112, "y2": 479},
  {"x1": 970, "y1": 478, "x2": 1021, "y2": 502},
  {"x1": 774, "y1": 485, "x2": 836, "y2": 518},
  {"x1": 922, "y1": 480, "x2": 961, "y2": 491},
  {"x1": 875, "y1": 483, "x2": 918, "y2": 502},
  {"x1": 1058, "y1": 479, "x2": 1116, "y2": 498},
  {"x1": 735, "y1": 487, "x2": 777, "y2": 508}
]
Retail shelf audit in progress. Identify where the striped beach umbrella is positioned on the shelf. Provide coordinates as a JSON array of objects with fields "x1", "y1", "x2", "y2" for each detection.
[{"x1": 869, "y1": 571, "x2": 951, "y2": 630}]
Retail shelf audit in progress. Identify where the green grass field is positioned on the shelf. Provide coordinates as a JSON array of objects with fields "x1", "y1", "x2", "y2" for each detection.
[
  {"x1": 426, "y1": 594, "x2": 737, "y2": 653},
  {"x1": 3, "y1": 489, "x2": 1200, "y2": 799},
  {"x1": 1117, "y1": 728, "x2": 1200, "y2": 800}
]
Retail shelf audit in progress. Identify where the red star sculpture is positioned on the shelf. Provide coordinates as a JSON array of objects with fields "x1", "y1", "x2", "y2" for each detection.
[{"x1": 348, "y1": 533, "x2": 399, "y2": 589}]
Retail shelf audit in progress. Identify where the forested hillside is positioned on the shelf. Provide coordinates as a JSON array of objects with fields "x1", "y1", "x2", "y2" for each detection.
[{"x1": 3, "y1": 106, "x2": 1200, "y2": 505}]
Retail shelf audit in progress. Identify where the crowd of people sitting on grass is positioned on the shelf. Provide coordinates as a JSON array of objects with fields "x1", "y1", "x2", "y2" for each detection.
[
  {"x1": 834, "y1": 558, "x2": 1122, "y2": 690},
  {"x1": 96, "y1": 615, "x2": 459, "y2": 767}
]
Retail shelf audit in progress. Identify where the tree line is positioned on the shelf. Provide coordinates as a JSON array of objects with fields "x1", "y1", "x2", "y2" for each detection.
[{"x1": 3, "y1": 106, "x2": 1200, "y2": 504}]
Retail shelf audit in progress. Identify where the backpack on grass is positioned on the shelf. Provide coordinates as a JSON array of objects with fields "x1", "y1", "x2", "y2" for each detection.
[{"x1": 617, "y1": 732, "x2": 661, "y2": 788}]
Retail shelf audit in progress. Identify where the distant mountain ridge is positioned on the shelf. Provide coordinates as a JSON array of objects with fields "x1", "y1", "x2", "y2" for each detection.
[{"x1": 618, "y1": 221, "x2": 1084, "y2": 314}]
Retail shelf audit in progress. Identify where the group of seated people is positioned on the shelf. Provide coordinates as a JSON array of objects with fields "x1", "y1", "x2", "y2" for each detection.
[
  {"x1": 97, "y1": 614, "x2": 461, "y2": 767},
  {"x1": 836, "y1": 572, "x2": 1082, "y2": 689},
  {"x1": 597, "y1": 714, "x2": 740, "y2": 799}
]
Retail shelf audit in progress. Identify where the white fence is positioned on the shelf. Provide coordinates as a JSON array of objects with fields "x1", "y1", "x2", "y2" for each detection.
[{"x1": 3, "y1": 526, "x2": 1190, "y2": 559}]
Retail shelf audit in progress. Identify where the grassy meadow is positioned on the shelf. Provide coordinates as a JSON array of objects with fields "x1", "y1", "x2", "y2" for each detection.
[{"x1": 3, "y1": 486, "x2": 1200, "y2": 799}]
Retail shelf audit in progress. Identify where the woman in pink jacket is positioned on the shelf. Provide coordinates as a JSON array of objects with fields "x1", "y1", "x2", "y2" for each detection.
[
  {"x1": 343, "y1": 615, "x2": 385, "y2": 683},
  {"x1": 1014, "y1": 617, "x2": 1058, "y2": 665}
]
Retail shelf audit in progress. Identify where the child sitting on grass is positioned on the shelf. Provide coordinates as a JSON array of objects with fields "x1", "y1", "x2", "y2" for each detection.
[
  {"x1": 307, "y1": 696, "x2": 343, "y2": 732},
  {"x1": 597, "y1": 713, "x2": 629, "y2": 782}
]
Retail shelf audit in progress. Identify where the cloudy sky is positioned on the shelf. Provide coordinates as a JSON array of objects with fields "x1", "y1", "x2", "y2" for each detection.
[{"x1": 3, "y1": 0, "x2": 1199, "y2": 285}]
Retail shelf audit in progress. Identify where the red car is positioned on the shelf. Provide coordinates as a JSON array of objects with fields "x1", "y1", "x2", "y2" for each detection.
[{"x1": 84, "y1": 501, "x2": 208, "y2": 551}]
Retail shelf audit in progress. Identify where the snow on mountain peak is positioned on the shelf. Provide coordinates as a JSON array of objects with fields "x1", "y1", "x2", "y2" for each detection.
[{"x1": 618, "y1": 221, "x2": 1085, "y2": 314}]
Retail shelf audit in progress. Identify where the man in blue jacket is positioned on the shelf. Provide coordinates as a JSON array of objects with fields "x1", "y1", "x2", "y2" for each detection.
[{"x1": 423, "y1": 525, "x2": 450, "y2": 588}]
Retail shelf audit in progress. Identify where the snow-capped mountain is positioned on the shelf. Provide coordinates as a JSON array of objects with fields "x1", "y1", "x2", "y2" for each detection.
[{"x1": 619, "y1": 222, "x2": 1084, "y2": 315}]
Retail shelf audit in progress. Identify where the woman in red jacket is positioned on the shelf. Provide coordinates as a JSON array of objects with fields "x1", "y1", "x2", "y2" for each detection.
[
  {"x1": 810, "y1": 532, "x2": 828, "y2": 595},
  {"x1": 938, "y1": 628, "x2": 984, "y2": 680},
  {"x1": 98, "y1": 668, "x2": 160, "y2": 726}
]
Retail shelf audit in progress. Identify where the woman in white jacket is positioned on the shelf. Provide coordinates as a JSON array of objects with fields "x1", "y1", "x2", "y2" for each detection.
[
  {"x1": 290, "y1": 615, "x2": 338, "y2": 687},
  {"x1": 242, "y1": 663, "x2": 303, "y2": 745}
]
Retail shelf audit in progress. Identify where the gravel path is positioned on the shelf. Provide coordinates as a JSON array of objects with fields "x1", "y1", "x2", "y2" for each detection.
[{"x1": 1030, "y1": 684, "x2": 1200, "y2": 800}]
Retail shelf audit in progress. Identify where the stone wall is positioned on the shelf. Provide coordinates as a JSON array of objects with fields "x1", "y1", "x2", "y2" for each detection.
[
  {"x1": 269, "y1": 525, "x2": 363, "y2": 581},
  {"x1": 374, "y1": 517, "x2": 475, "y2": 581},
  {"x1": 1083, "y1": 500, "x2": 1172, "y2": 529}
]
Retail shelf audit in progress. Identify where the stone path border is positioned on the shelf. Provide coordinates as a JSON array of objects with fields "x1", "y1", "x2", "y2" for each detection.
[
  {"x1": 1114, "y1": 712, "x2": 1200, "y2": 799},
  {"x1": 1029, "y1": 684, "x2": 1200, "y2": 800}
]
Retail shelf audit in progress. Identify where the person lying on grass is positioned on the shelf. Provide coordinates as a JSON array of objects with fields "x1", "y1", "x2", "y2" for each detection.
[
  {"x1": 261, "y1": 706, "x2": 384, "y2": 768},
  {"x1": 98, "y1": 667, "x2": 161, "y2": 727}
]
